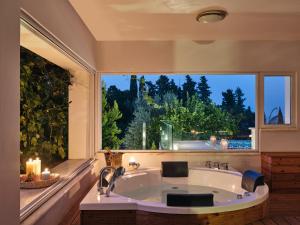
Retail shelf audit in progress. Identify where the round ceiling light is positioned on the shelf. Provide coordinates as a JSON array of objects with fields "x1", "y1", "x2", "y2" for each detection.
[{"x1": 196, "y1": 10, "x2": 227, "y2": 24}]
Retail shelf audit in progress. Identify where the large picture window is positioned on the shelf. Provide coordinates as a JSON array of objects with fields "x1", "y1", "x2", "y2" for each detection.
[{"x1": 101, "y1": 74, "x2": 256, "y2": 151}]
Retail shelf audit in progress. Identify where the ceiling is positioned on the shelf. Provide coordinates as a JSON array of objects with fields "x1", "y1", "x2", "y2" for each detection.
[{"x1": 69, "y1": 0, "x2": 300, "y2": 41}]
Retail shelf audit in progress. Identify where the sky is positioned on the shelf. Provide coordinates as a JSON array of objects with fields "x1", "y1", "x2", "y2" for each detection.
[
  {"x1": 101, "y1": 74, "x2": 289, "y2": 118},
  {"x1": 102, "y1": 74, "x2": 256, "y2": 110}
]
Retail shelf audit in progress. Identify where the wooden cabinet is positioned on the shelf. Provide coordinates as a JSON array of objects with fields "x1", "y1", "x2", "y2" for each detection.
[{"x1": 261, "y1": 153, "x2": 300, "y2": 192}]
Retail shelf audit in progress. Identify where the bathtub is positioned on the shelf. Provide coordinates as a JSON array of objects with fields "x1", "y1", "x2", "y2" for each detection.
[{"x1": 80, "y1": 167, "x2": 269, "y2": 225}]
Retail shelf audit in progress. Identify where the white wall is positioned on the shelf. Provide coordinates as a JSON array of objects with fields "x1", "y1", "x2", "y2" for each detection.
[
  {"x1": 69, "y1": 70, "x2": 92, "y2": 159},
  {"x1": 21, "y1": 0, "x2": 97, "y2": 69},
  {"x1": 0, "y1": 0, "x2": 20, "y2": 224}
]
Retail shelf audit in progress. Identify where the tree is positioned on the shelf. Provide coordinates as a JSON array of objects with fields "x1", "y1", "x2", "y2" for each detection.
[
  {"x1": 138, "y1": 75, "x2": 146, "y2": 98},
  {"x1": 234, "y1": 87, "x2": 245, "y2": 114},
  {"x1": 102, "y1": 84, "x2": 123, "y2": 149},
  {"x1": 125, "y1": 98, "x2": 151, "y2": 149},
  {"x1": 197, "y1": 76, "x2": 211, "y2": 104},
  {"x1": 129, "y1": 75, "x2": 138, "y2": 100},
  {"x1": 182, "y1": 75, "x2": 196, "y2": 104},
  {"x1": 156, "y1": 75, "x2": 170, "y2": 98},
  {"x1": 169, "y1": 79, "x2": 180, "y2": 97},
  {"x1": 107, "y1": 85, "x2": 132, "y2": 138},
  {"x1": 221, "y1": 89, "x2": 236, "y2": 115},
  {"x1": 163, "y1": 94, "x2": 237, "y2": 139},
  {"x1": 145, "y1": 81, "x2": 156, "y2": 98},
  {"x1": 278, "y1": 107, "x2": 284, "y2": 124}
]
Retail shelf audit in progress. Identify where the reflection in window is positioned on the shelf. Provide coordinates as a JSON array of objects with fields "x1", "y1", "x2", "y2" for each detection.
[
  {"x1": 264, "y1": 76, "x2": 291, "y2": 125},
  {"x1": 101, "y1": 74, "x2": 256, "y2": 150}
]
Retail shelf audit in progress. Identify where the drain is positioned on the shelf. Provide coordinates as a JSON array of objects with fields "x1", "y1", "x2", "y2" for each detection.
[
  {"x1": 172, "y1": 186, "x2": 178, "y2": 189},
  {"x1": 212, "y1": 190, "x2": 219, "y2": 194}
]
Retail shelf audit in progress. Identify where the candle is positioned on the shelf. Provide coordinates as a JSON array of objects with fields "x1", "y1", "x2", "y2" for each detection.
[
  {"x1": 41, "y1": 168, "x2": 50, "y2": 180},
  {"x1": 129, "y1": 157, "x2": 136, "y2": 164},
  {"x1": 220, "y1": 139, "x2": 229, "y2": 150},
  {"x1": 34, "y1": 157, "x2": 41, "y2": 176},
  {"x1": 210, "y1": 135, "x2": 217, "y2": 145},
  {"x1": 26, "y1": 158, "x2": 35, "y2": 176}
]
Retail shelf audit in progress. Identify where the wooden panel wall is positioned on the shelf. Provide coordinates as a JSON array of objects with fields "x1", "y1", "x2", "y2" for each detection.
[{"x1": 261, "y1": 152, "x2": 300, "y2": 192}]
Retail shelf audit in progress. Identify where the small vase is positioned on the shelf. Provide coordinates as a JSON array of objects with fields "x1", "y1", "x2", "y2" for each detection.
[{"x1": 104, "y1": 152, "x2": 123, "y2": 168}]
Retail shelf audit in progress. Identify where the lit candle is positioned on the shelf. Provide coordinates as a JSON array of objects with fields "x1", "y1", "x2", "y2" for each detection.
[
  {"x1": 210, "y1": 136, "x2": 217, "y2": 145},
  {"x1": 129, "y1": 157, "x2": 136, "y2": 164},
  {"x1": 41, "y1": 168, "x2": 50, "y2": 180},
  {"x1": 220, "y1": 139, "x2": 229, "y2": 150},
  {"x1": 34, "y1": 157, "x2": 41, "y2": 176},
  {"x1": 26, "y1": 158, "x2": 34, "y2": 176}
]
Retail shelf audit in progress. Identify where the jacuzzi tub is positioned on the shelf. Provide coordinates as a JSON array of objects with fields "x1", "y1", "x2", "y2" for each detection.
[{"x1": 80, "y1": 167, "x2": 269, "y2": 225}]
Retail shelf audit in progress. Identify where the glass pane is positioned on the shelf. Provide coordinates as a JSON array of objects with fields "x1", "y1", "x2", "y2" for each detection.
[
  {"x1": 264, "y1": 76, "x2": 291, "y2": 125},
  {"x1": 101, "y1": 74, "x2": 256, "y2": 151}
]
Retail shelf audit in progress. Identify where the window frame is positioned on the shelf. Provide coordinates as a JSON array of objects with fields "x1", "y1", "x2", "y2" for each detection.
[
  {"x1": 20, "y1": 11, "x2": 97, "y2": 221},
  {"x1": 97, "y1": 72, "x2": 259, "y2": 153},
  {"x1": 259, "y1": 72, "x2": 297, "y2": 130}
]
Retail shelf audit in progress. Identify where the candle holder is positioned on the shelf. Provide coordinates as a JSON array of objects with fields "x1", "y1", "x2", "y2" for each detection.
[
  {"x1": 20, "y1": 173, "x2": 60, "y2": 189},
  {"x1": 210, "y1": 135, "x2": 217, "y2": 146},
  {"x1": 128, "y1": 157, "x2": 140, "y2": 170},
  {"x1": 220, "y1": 139, "x2": 229, "y2": 150}
]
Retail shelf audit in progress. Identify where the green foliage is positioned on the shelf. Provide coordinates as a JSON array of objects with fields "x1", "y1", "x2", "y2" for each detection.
[
  {"x1": 20, "y1": 47, "x2": 72, "y2": 171},
  {"x1": 130, "y1": 75, "x2": 138, "y2": 100},
  {"x1": 197, "y1": 76, "x2": 211, "y2": 104},
  {"x1": 106, "y1": 85, "x2": 133, "y2": 137},
  {"x1": 102, "y1": 84, "x2": 124, "y2": 149},
  {"x1": 124, "y1": 97, "x2": 162, "y2": 150},
  {"x1": 156, "y1": 75, "x2": 171, "y2": 98},
  {"x1": 103, "y1": 75, "x2": 255, "y2": 149},
  {"x1": 163, "y1": 94, "x2": 237, "y2": 139},
  {"x1": 139, "y1": 75, "x2": 146, "y2": 98},
  {"x1": 182, "y1": 75, "x2": 196, "y2": 104}
]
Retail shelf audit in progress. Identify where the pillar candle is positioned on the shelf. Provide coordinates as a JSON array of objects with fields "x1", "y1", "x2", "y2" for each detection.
[
  {"x1": 220, "y1": 139, "x2": 229, "y2": 150},
  {"x1": 34, "y1": 157, "x2": 41, "y2": 175},
  {"x1": 26, "y1": 158, "x2": 34, "y2": 176}
]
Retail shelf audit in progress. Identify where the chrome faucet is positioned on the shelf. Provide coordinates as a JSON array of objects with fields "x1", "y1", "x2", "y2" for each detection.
[
  {"x1": 221, "y1": 162, "x2": 229, "y2": 170},
  {"x1": 98, "y1": 166, "x2": 125, "y2": 197},
  {"x1": 205, "y1": 161, "x2": 212, "y2": 168}
]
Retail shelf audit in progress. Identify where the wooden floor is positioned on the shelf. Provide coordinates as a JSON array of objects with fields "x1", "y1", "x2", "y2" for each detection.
[
  {"x1": 247, "y1": 192, "x2": 300, "y2": 225},
  {"x1": 66, "y1": 192, "x2": 300, "y2": 225},
  {"x1": 248, "y1": 216, "x2": 300, "y2": 225}
]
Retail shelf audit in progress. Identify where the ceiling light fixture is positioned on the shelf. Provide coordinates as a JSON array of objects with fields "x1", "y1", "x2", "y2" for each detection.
[{"x1": 196, "y1": 10, "x2": 227, "y2": 24}]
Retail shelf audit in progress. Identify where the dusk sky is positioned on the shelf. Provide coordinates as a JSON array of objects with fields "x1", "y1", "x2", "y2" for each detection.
[{"x1": 101, "y1": 74, "x2": 289, "y2": 118}]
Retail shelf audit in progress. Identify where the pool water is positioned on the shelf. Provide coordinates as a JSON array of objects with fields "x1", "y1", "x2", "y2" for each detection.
[{"x1": 228, "y1": 140, "x2": 252, "y2": 149}]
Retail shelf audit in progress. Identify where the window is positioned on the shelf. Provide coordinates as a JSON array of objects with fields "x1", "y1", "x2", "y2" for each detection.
[
  {"x1": 20, "y1": 20, "x2": 94, "y2": 220},
  {"x1": 264, "y1": 75, "x2": 291, "y2": 125},
  {"x1": 101, "y1": 74, "x2": 256, "y2": 151}
]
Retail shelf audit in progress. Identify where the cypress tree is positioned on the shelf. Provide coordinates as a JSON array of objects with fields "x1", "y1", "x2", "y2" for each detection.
[
  {"x1": 129, "y1": 75, "x2": 138, "y2": 100},
  {"x1": 182, "y1": 75, "x2": 196, "y2": 104},
  {"x1": 197, "y1": 76, "x2": 211, "y2": 104}
]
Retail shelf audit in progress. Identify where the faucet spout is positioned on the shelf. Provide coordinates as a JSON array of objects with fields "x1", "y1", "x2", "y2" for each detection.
[{"x1": 98, "y1": 166, "x2": 125, "y2": 197}]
